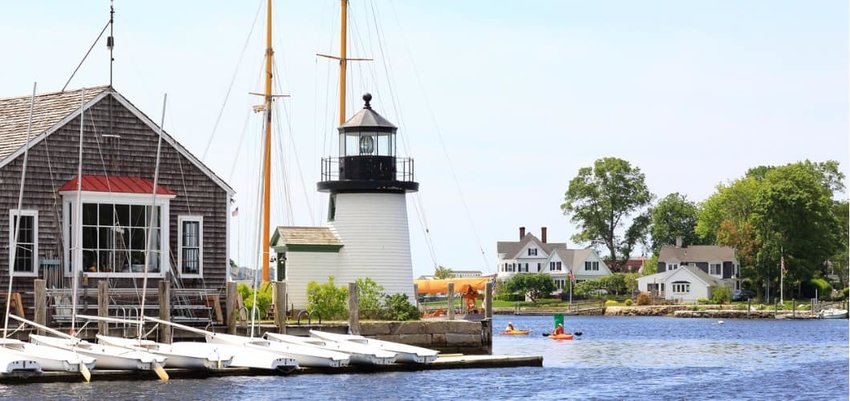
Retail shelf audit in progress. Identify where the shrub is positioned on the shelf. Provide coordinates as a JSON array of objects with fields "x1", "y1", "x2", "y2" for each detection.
[
  {"x1": 238, "y1": 283, "x2": 273, "y2": 319},
  {"x1": 806, "y1": 278, "x2": 832, "y2": 299},
  {"x1": 605, "y1": 300, "x2": 618, "y2": 306},
  {"x1": 355, "y1": 277, "x2": 385, "y2": 319},
  {"x1": 624, "y1": 299, "x2": 633, "y2": 306},
  {"x1": 711, "y1": 286, "x2": 732, "y2": 304},
  {"x1": 696, "y1": 298, "x2": 711, "y2": 305},
  {"x1": 380, "y1": 293, "x2": 420, "y2": 321},
  {"x1": 636, "y1": 292, "x2": 651, "y2": 306},
  {"x1": 307, "y1": 276, "x2": 349, "y2": 320}
]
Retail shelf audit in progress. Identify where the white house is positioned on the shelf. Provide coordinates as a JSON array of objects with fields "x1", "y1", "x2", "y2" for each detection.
[
  {"x1": 496, "y1": 226, "x2": 612, "y2": 293},
  {"x1": 637, "y1": 240, "x2": 740, "y2": 302}
]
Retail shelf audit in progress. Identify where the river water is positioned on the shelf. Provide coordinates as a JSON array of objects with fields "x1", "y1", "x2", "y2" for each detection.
[{"x1": 2, "y1": 315, "x2": 847, "y2": 400}]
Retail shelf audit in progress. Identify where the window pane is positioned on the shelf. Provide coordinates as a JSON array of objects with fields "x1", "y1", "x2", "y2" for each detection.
[
  {"x1": 98, "y1": 204, "x2": 113, "y2": 225},
  {"x1": 98, "y1": 227, "x2": 113, "y2": 250},
  {"x1": 131, "y1": 205, "x2": 146, "y2": 227},
  {"x1": 98, "y1": 250, "x2": 113, "y2": 272},
  {"x1": 115, "y1": 204, "x2": 130, "y2": 226},
  {"x1": 83, "y1": 203, "x2": 98, "y2": 225},
  {"x1": 14, "y1": 244, "x2": 33, "y2": 272},
  {"x1": 130, "y1": 228, "x2": 145, "y2": 250}
]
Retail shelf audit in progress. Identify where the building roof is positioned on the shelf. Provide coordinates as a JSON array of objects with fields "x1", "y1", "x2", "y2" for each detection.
[
  {"x1": 0, "y1": 86, "x2": 234, "y2": 195},
  {"x1": 58, "y1": 175, "x2": 176, "y2": 195},
  {"x1": 659, "y1": 245, "x2": 736, "y2": 263},
  {"x1": 271, "y1": 226, "x2": 343, "y2": 247},
  {"x1": 638, "y1": 265, "x2": 724, "y2": 288},
  {"x1": 0, "y1": 86, "x2": 109, "y2": 160},
  {"x1": 340, "y1": 94, "x2": 397, "y2": 130},
  {"x1": 497, "y1": 233, "x2": 567, "y2": 259}
]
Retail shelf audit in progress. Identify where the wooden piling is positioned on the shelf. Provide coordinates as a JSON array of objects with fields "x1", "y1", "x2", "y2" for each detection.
[
  {"x1": 34, "y1": 279, "x2": 46, "y2": 334},
  {"x1": 484, "y1": 281, "x2": 493, "y2": 319},
  {"x1": 274, "y1": 282, "x2": 287, "y2": 334},
  {"x1": 447, "y1": 282, "x2": 455, "y2": 320},
  {"x1": 159, "y1": 280, "x2": 171, "y2": 343},
  {"x1": 348, "y1": 282, "x2": 360, "y2": 335},
  {"x1": 226, "y1": 282, "x2": 237, "y2": 334},
  {"x1": 97, "y1": 280, "x2": 108, "y2": 336}
]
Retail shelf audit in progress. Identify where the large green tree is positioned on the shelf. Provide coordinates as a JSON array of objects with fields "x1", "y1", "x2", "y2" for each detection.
[
  {"x1": 561, "y1": 157, "x2": 654, "y2": 263},
  {"x1": 502, "y1": 274, "x2": 557, "y2": 303},
  {"x1": 696, "y1": 160, "x2": 845, "y2": 299},
  {"x1": 434, "y1": 266, "x2": 454, "y2": 279},
  {"x1": 649, "y1": 193, "x2": 699, "y2": 253}
]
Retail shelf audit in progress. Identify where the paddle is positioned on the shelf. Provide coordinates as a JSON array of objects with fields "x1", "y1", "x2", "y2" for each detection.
[{"x1": 542, "y1": 331, "x2": 582, "y2": 337}]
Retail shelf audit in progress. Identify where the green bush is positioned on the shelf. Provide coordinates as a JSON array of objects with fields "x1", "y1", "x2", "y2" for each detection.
[
  {"x1": 807, "y1": 278, "x2": 832, "y2": 299},
  {"x1": 696, "y1": 298, "x2": 711, "y2": 305},
  {"x1": 604, "y1": 299, "x2": 618, "y2": 306},
  {"x1": 380, "y1": 293, "x2": 420, "y2": 321},
  {"x1": 624, "y1": 299, "x2": 633, "y2": 306},
  {"x1": 356, "y1": 277, "x2": 385, "y2": 319},
  {"x1": 306, "y1": 276, "x2": 349, "y2": 320},
  {"x1": 238, "y1": 283, "x2": 273, "y2": 319},
  {"x1": 711, "y1": 286, "x2": 732, "y2": 304}
]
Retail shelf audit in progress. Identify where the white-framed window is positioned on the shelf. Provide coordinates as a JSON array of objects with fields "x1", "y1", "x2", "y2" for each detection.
[
  {"x1": 668, "y1": 263, "x2": 679, "y2": 271},
  {"x1": 584, "y1": 261, "x2": 599, "y2": 271},
  {"x1": 9, "y1": 209, "x2": 38, "y2": 277},
  {"x1": 62, "y1": 193, "x2": 172, "y2": 278},
  {"x1": 178, "y1": 216, "x2": 203, "y2": 277},
  {"x1": 709, "y1": 263, "x2": 722, "y2": 276},
  {"x1": 528, "y1": 248, "x2": 537, "y2": 256},
  {"x1": 554, "y1": 278, "x2": 565, "y2": 290},
  {"x1": 672, "y1": 281, "x2": 690, "y2": 293},
  {"x1": 549, "y1": 261, "x2": 562, "y2": 271}
]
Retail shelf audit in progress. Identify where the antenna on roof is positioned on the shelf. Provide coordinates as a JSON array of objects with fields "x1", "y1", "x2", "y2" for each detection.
[{"x1": 61, "y1": 1, "x2": 114, "y2": 92}]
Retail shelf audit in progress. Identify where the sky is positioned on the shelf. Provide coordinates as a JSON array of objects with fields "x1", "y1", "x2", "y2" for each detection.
[{"x1": 1, "y1": 1, "x2": 848, "y2": 278}]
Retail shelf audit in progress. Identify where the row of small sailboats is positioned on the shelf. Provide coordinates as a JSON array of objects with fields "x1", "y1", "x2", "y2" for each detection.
[{"x1": 0, "y1": 314, "x2": 439, "y2": 382}]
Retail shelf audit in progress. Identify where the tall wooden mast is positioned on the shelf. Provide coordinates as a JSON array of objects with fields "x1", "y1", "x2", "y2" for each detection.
[
  {"x1": 261, "y1": 0, "x2": 274, "y2": 282},
  {"x1": 338, "y1": 0, "x2": 348, "y2": 125}
]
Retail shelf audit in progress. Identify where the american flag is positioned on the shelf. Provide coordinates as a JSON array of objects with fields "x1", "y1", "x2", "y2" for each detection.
[{"x1": 569, "y1": 269, "x2": 576, "y2": 282}]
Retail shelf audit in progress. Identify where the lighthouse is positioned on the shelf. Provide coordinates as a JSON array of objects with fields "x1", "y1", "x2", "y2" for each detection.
[{"x1": 317, "y1": 93, "x2": 419, "y2": 300}]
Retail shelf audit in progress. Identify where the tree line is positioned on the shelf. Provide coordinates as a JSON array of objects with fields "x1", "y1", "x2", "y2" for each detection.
[{"x1": 561, "y1": 157, "x2": 848, "y2": 299}]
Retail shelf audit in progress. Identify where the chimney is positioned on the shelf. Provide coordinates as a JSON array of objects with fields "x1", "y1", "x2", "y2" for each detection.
[
  {"x1": 519, "y1": 227, "x2": 526, "y2": 239},
  {"x1": 541, "y1": 227, "x2": 548, "y2": 243},
  {"x1": 675, "y1": 236, "x2": 683, "y2": 248}
]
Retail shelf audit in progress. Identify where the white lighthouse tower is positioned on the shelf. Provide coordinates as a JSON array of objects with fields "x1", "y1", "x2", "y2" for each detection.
[{"x1": 317, "y1": 93, "x2": 419, "y2": 300}]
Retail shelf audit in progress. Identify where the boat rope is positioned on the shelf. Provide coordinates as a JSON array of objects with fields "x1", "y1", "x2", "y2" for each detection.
[
  {"x1": 61, "y1": 21, "x2": 110, "y2": 93},
  {"x1": 388, "y1": 1, "x2": 492, "y2": 271},
  {"x1": 140, "y1": 94, "x2": 167, "y2": 339},
  {"x1": 4, "y1": 83, "x2": 36, "y2": 339},
  {"x1": 201, "y1": 0, "x2": 265, "y2": 163}
]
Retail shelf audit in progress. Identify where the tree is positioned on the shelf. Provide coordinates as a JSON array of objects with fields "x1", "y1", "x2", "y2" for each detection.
[
  {"x1": 649, "y1": 193, "x2": 699, "y2": 253},
  {"x1": 561, "y1": 157, "x2": 654, "y2": 263},
  {"x1": 502, "y1": 274, "x2": 557, "y2": 303},
  {"x1": 434, "y1": 265, "x2": 454, "y2": 279}
]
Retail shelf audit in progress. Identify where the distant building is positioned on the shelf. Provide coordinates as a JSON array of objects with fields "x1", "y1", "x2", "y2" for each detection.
[
  {"x1": 452, "y1": 270, "x2": 482, "y2": 278},
  {"x1": 496, "y1": 226, "x2": 612, "y2": 293},
  {"x1": 637, "y1": 238, "x2": 740, "y2": 302}
]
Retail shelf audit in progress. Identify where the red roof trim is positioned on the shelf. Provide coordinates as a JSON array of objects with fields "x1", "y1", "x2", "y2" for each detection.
[{"x1": 59, "y1": 175, "x2": 176, "y2": 195}]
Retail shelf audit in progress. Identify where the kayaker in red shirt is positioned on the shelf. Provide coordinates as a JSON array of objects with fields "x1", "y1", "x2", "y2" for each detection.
[{"x1": 553, "y1": 323, "x2": 565, "y2": 336}]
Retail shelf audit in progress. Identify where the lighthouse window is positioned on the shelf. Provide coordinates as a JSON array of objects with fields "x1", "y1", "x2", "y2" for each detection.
[{"x1": 359, "y1": 135, "x2": 375, "y2": 155}]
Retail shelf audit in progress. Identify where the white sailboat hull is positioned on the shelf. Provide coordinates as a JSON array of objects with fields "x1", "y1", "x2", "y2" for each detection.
[
  {"x1": 265, "y1": 332, "x2": 396, "y2": 365},
  {"x1": 96, "y1": 335, "x2": 234, "y2": 370},
  {"x1": 30, "y1": 334, "x2": 165, "y2": 371},
  {"x1": 0, "y1": 339, "x2": 95, "y2": 373},
  {"x1": 819, "y1": 308, "x2": 849, "y2": 319},
  {"x1": 207, "y1": 333, "x2": 349, "y2": 368},
  {"x1": 0, "y1": 347, "x2": 42, "y2": 375},
  {"x1": 310, "y1": 330, "x2": 439, "y2": 363}
]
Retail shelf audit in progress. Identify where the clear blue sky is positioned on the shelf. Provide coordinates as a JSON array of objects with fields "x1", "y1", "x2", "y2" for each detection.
[{"x1": 1, "y1": 1, "x2": 847, "y2": 277}]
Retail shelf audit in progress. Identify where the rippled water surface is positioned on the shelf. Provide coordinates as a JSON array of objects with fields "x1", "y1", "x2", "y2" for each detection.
[{"x1": 1, "y1": 315, "x2": 847, "y2": 400}]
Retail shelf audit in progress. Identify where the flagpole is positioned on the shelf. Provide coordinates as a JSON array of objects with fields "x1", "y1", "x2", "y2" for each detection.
[{"x1": 780, "y1": 247, "x2": 784, "y2": 305}]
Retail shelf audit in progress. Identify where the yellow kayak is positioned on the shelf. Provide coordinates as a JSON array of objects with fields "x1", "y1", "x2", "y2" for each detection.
[{"x1": 499, "y1": 329, "x2": 530, "y2": 336}]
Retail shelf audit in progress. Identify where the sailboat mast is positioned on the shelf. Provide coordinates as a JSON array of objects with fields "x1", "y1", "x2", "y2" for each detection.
[
  {"x1": 338, "y1": 0, "x2": 348, "y2": 125},
  {"x1": 261, "y1": 0, "x2": 274, "y2": 282}
]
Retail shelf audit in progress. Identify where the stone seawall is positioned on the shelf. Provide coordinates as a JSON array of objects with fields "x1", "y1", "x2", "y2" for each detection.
[
  {"x1": 605, "y1": 305, "x2": 690, "y2": 316},
  {"x1": 359, "y1": 320, "x2": 491, "y2": 355}
]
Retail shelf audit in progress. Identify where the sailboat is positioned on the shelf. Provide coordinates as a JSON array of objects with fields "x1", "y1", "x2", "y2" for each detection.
[
  {"x1": 264, "y1": 332, "x2": 395, "y2": 365},
  {"x1": 309, "y1": 330, "x2": 438, "y2": 364}
]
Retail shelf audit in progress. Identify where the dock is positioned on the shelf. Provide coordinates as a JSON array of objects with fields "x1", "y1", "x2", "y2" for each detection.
[{"x1": 0, "y1": 354, "x2": 543, "y2": 384}]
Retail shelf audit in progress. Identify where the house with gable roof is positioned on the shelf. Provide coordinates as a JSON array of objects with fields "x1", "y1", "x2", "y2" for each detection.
[
  {"x1": 0, "y1": 86, "x2": 234, "y2": 323},
  {"x1": 637, "y1": 237, "x2": 740, "y2": 302},
  {"x1": 497, "y1": 226, "x2": 611, "y2": 294}
]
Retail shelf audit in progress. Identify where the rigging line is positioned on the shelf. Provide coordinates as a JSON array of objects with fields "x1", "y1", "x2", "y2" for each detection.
[
  {"x1": 366, "y1": 1, "x2": 440, "y2": 265},
  {"x1": 273, "y1": 61, "x2": 316, "y2": 225},
  {"x1": 201, "y1": 0, "x2": 265, "y2": 162},
  {"x1": 4, "y1": 82, "x2": 36, "y2": 338},
  {"x1": 140, "y1": 94, "x2": 167, "y2": 339},
  {"x1": 70, "y1": 89, "x2": 86, "y2": 334},
  {"x1": 62, "y1": 21, "x2": 110, "y2": 92},
  {"x1": 388, "y1": 1, "x2": 492, "y2": 271}
]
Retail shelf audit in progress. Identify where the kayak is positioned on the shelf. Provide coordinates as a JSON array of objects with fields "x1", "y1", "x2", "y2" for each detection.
[
  {"x1": 549, "y1": 333, "x2": 574, "y2": 341},
  {"x1": 499, "y1": 330, "x2": 530, "y2": 336}
]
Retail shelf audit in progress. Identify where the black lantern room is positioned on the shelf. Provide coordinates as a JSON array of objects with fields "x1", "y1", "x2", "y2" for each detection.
[{"x1": 318, "y1": 93, "x2": 419, "y2": 194}]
